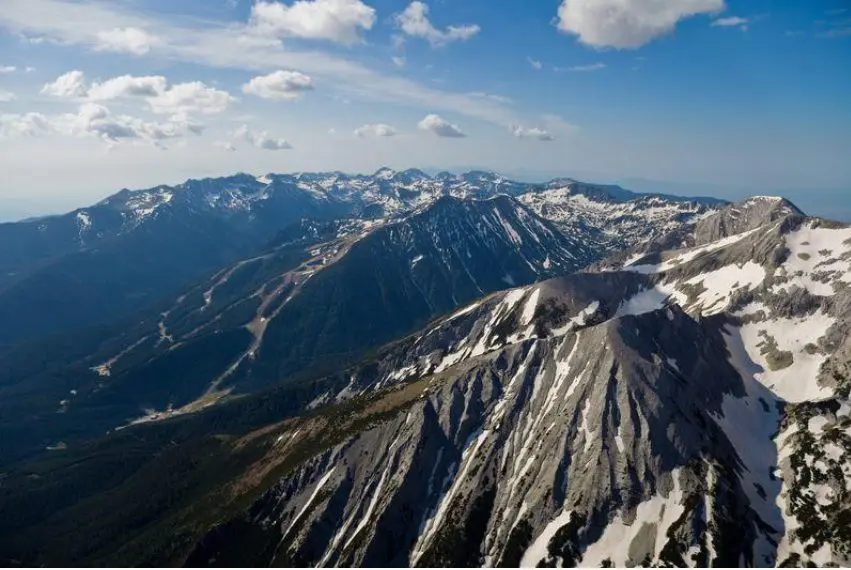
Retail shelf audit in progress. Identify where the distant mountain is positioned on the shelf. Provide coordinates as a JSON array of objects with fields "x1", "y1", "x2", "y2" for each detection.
[
  {"x1": 2, "y1": 197, "x2": 849, "y2": 567},
  {"x1": 0, "y1": 169, "x2": 721, "y2": 350}
]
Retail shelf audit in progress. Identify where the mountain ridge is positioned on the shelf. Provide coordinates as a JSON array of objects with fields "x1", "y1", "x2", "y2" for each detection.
[{"x1": 0, "y1": 169, "x2": 724, "y2": 351}]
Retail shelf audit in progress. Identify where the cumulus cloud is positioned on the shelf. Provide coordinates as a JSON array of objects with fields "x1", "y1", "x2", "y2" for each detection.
[
  {"x1": 0, "y1": 89, "x2": 15, "y2": 102},
  {"x1": 70, "y1": 103, "x2": 199, "y2": 144},
  {"x1": 556, "y1": 0, "x2": 725, "y2": 49},
  {"x1": 0, "y1": 66, "x2": 16, "y2": 74},
  {"x1": 148, "y1": 81, "x2": 235, "y2": 115},
  {"x1": 0, "y1": 112, "x2": 52, "y2": 137},
  {"x1": 95, "y1": 27, "x2": 157, "y2": 55},
  {"x1": 417, "y1": 113, "x2": 465, "y2": 138},
  {"x1": 87, "y1": 75, "x2": 169, "y2": 99},
  {"x1": 0, "y1": 0, "x2": 521, "y2": 129},
  {"x1": 354, "y1": 123, "x2": 397, "y2": 137},
  {"x1": 40, "y1": 71, "x2": 235, "y2": 116},
  {"x1": 396, "y1": 2, "x2": 480, "y2": 46},
  {"x1": 242, "y1": 70, "x2": 314, "y2": 100},
  {"x1": 41, "y1": 70, "x2": 88, "y2": 98},
  {"x1": 510, "y1": 125, "x2": 555, "y2": 141},
  {"x1": 235, "y1": 124, "x2": 293, "y2": 150},
  {"x1": 1, "y1": 103, "x2": 201, "y2": 146},
  {"x1": 250, "y1": 0, "x2": 376, "y2": 44},
  {"x1": 528, "y1": 58, "x2": 543, "y2": 70}
]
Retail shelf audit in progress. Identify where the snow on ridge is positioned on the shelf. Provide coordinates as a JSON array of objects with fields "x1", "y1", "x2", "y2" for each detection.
[
  {"x1": 76, "y1": 211, "x2": 91, "y2": 230},
  {"x1": 614, "y1": 284, "x2": 682, "y2": 318},
  {"x1": 626, "y1": 227, "x2": 761, "y2": 274},
  {"x1": 772, "y1": 222, "x2": 851, "y2": 295}
]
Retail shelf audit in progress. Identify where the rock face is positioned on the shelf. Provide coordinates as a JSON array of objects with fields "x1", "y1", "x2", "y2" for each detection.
[
  {"x1": 693, "y1": 196, "x2": 803, "y2": 245},
  {"x1": 184, "y1": 205, "x2": 851, "y2": 568}
]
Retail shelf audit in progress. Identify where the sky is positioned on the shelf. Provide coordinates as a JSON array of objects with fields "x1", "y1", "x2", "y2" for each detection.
[{"x1": 0, "y1": 0, "x2": 850, "y2": 220}]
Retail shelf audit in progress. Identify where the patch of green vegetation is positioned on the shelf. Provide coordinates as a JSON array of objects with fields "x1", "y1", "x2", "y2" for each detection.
[{"x1": 798, "y1": 252, "x2": 811, "y2": 261}]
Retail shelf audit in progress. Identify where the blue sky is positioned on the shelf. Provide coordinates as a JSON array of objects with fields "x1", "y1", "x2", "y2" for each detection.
[{"x1": 0, "y1": 0, "x2": 849, "y2": 219}]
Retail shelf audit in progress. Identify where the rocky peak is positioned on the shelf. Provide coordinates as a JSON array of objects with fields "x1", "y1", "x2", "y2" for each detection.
[{"x1": 694, "y1": 195, "x2": 804, "y2": 245}]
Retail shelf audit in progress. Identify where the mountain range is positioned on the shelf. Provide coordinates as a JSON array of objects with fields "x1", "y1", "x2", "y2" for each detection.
[
  {"x1": 0, "y1": 170, "x2": 847, "y2": 568},
  {"x1": 0, "y1": 168, "x2": 718, "y2": 350}
]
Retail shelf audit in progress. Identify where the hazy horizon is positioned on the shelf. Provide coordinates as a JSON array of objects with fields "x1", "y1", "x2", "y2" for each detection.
[{"x1": 2, "y1": 167, "x2": 849, "y2": 224}]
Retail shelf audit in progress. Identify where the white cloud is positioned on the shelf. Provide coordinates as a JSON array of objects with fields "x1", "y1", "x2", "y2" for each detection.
[
  {"x1": 235, "y1": 124, "x2": 293, "y2": 150},
  {"x1": 249, "y1": 0, "x2": 376, "y2": 44},
  {"x1": 0, "y1": 66, "x2": 16, "y2": 74},
  {"x1": 0, "y1": 90, "x2": 15, "y2": 102},
  {"x1": 396, "y1": 2, "x2": 480, "y2": 46},
  {"x1": 1, "y1": 103, "x2": 201, "y2": 145},
  {"x1": 417, "y1": 113, "x2": 465, "y2": 138},
  {"x1": 146, "y1": 82, "x2": 235, "y2": 115},
  {"x1": 87, "y1": 75, "x2": 169, "y2": 99},
  {"x1": 69, "y1": 104, "x2": 198, "y2": 144},
  {"x1": 0, "y1": 0, "x2": 520, "y2": 128},
  {"x1": 556, "y1": 0, "x2": 725, "y2": 49},
  {"x1": 511, "y1": 125, "x2": 555, "y2": 141},
  {"x1": 528, "y1": 57, "x2": 543, "y2": 70},
  {"x1": 40, "y1": 70, "x2": 87, "y2": 98},
  {"x1": 242, "y1": 70, "x2": 314, "y2": 100},
  {"x1": 25, "y1": 66, "x2": 36, "y2": 73},
  {"x1": 40, "y1": 71, "x2": 235, "y2": 115},
  {"x1": 392, "y1": 56, "x2": 406, "y2": 68},
  {"x1": 711, "y1": 16, "x2": 748, "y2": 27},
  {"x1": 565, "y1": 62, "x2": 606, "y2": 72},
  {"x1": 95, "y1": 27, "x2": 156, "y2": 55},
  {"x1": 468, "y1": 91, "x2": 513, "y2": 104},
  {"x1": 0, "y1": 112, "x2": 52, "y2": 137},
  {"x1": 354, "y1": 123, "x2": 397, "y2": 137}
]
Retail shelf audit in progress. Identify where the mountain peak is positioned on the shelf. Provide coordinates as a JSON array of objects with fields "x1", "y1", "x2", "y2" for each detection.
[
  {"x1": 694, "y1": 194, "x2": 805, "y2": 245},
  {"x1": 373, "y1": 166, "x2": 397, "y2": 180},
  {"x1": 741, "y1": 195, "x2": 805, "y2": 215}
]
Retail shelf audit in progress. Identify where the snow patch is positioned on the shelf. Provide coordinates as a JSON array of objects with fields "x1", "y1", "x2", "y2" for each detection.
[
  {"x1": 579, "y1": 469, "x2": 686, "y2": 567},
  {"x1": 520, "y1": 510, "x2": 574, "y2": 568},
  {"x1": 521, "y1": 288, "x2": 541, "y2": 326}
]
